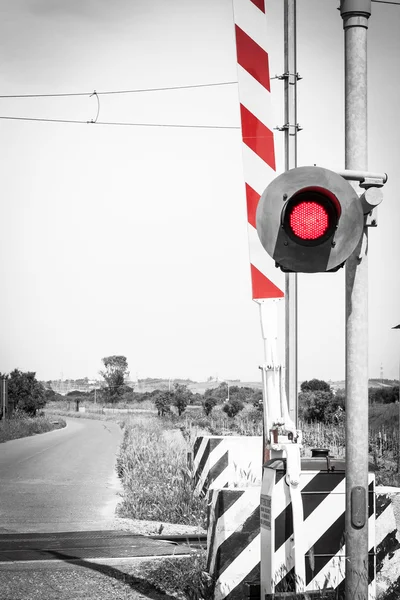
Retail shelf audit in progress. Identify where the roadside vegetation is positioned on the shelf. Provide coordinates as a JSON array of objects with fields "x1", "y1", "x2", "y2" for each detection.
[
  {"x1": 34, "y1": 365, "x2": 400, "y2": 599},
  {"x1": 116, "y1": 416, "x2": 207, "y2": 528},
  {"x1": 0, "y1": 411, "x2": 66, "y2": 443},
  {"x1": 7, "y1": 356, "x2": 399, "y2": 597},
  {"x1": 134, "y1": 553, "x2": 213, "y2": 600},
  {"x1": 46, "y1": 376, "x2": 400, "y2": 489},
  {"x1": 0, "y1": 369, "x2": 67, "y2": 443}
]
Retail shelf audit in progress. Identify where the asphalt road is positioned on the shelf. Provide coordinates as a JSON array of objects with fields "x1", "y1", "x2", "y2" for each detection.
[
  {"x1": 0, "y1": 417, "x2": 123, "y2": 533},
  {"x1": 0, "y1": 419, "x2": 199, "y2": 600}
]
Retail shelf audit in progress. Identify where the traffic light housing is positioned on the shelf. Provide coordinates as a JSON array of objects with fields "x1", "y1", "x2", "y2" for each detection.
[{"x1": 256, "y1": 166, "x2": 365, "y2": 273}]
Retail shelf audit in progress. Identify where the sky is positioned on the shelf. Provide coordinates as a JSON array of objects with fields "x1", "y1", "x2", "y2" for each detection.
[{"x1": 0, "y1": 0, "x2": 398, "y2": 384}]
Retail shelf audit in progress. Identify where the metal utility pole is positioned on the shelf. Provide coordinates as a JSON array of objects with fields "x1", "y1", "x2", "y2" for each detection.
[
  {"x1": 2, "y1": 376, "x2": 7, "y2": 419},
  {"x1": 392, "y1": 324, "x2": 400, "y2": 472},
  {"x1": 284, "y1": 0, "x2": 299, "y2": 427},
  {"x1": 340, "y1": 1, "x2": 371, "y2": 598}
]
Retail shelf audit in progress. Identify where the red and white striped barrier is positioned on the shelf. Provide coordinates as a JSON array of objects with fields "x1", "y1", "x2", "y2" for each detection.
[{"x1": 233, "y1": 0, "x2": 284, "y2": 300}]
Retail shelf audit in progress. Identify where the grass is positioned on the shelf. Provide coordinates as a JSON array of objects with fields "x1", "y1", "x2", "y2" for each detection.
[
  {"x1": 116, "y1": 415, "x2": 207, "y2": 528},
  {"x1": 0, "y1": 412, "x2": 66, "y2": 443},
  {"x1": 135, "y1": 552, "x2": 214, "y2": 600}
]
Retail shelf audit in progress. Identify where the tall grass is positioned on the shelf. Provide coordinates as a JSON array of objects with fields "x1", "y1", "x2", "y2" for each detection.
[
  {"x1": 183, "y1": 405, "x2": 263, "y2": 437},
  {"x1": 117, "y1": 416, "x2": 207, "y2": 527},
  {"x1": 0, "y1": 412, "x2": 66, "y2": 443},
  {"x1": 138, "y1": 552, "x2": 214, "y2": 600},
  {"x1": 300, "y1": 421, "x2": 346, "y2": 458}
]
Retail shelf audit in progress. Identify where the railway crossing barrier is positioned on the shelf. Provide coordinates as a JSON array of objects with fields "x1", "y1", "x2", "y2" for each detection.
[{"x1": 194, "y1": 437, "x2": 400, "y2": 599}]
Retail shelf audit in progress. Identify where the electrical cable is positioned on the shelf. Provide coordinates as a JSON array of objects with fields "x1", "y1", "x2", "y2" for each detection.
[
  {"x1": 0, "y1": 81, "x2": 238, "y2": 100},
  {"x1": 371, "y1": 0, "x2": 400, "y2": 5},
  {"x1": 0, "y1": 115, "x2": 241, "y2": 129}
]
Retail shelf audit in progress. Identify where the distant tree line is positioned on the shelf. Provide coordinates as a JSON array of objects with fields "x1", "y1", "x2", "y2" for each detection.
[{"x1": 299, "y1": 378, "x2": 399, "y2": 423}]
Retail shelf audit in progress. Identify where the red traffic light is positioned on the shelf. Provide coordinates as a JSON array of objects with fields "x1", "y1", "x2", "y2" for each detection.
[
  {"x1": 283, "y1": 188, "x2": 340, "y2": 245},
  {"x1": 256, "y1": 166, "x2": 364, "y2": 273},
  {"x1": 290, "y1": 201, "x2": 329, "y2": 239}
]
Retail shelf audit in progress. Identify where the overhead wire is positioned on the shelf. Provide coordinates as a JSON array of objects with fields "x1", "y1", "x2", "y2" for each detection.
[
  {"x1": 371, "y1": 0, "x2": 400, "y2": 5},
  {"x1": 0, "y1": 80, "x2": 240, "y2": 129},
  {"x1": 0, "y1": 115, "x2": 240, "y2": 129},
  {"x1": 0, "y1": 81, "x2": 238, "y2": 100}
]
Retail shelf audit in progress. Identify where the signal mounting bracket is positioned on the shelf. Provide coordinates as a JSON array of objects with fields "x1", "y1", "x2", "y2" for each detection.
[
  {"x1": 335, "y1": 169, "x2": 388, "y2": 189},
  {"x1": 334, "y1": 169, "x2": 387, "y2": 227}
]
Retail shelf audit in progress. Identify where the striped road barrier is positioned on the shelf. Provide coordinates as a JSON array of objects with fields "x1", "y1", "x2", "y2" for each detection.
[
  {"x1": 192, "y1": 436, "x2": 262, "y2": 497},
  {"x1": 207, "y1": 485, "x2": 399, "y2": 600}
]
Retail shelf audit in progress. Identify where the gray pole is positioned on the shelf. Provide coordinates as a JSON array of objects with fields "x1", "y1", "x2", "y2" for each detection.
[
  {"x1": 2, "y1": 377, "x2": 6, "y2": 419},
  {"x1": 284, "y1": 0, "x2": 298, "y2": 427},
  {"x1": 340, "y1": 1, "x2": 371, "y2": 598}
]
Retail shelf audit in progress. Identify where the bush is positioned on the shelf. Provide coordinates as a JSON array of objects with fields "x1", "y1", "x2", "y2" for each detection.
[
  {"x1": 298, "y1": 389, "x2": 344, "y2": 423},
  {"x1": 203, "y1": 396, "x2": 218, "y2": 416},
  {"x1": 300, "y1": 379, "x2": 332, "y2": 393},
  {"x1": 172, "y1": 383, "x2": 191, "y2": 416},
  {"x1": 222, "y1": 398, "x2": 244, "y2": 418},
  {"x1": 153, "y1": 391, "x2": 172, "y2": 416},
  {"x1": 7, "y1": 369, "x2": 47, "y2": 416},
  {"x1": 369, "y1": 385, "x2": 399, "y2": 404}
]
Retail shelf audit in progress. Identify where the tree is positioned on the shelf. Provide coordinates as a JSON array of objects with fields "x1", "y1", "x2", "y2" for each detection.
[
  {"x1": 369, "y1": 386, "x2": 399, "y2": 404},
  {"x1": 171, "y1": 383, "x2": 191, "y2": 416},
  {"x1": 154, "y1": 390, "x2": 171, "y2": 416},
  {"x1": 298, "y1": 387, "x2": 345, "y2": 423},
  {"x1": 203, "y1": 396, "x2": 218, "y2": 416},
  {"x1": 251, "y1": 389, "x2": 263, "y2": 410},
  {"x1": 100, "y1": 355, "x2": 129, "y2": 403},
  {"x1": 222, "y1": 398, "x2": 244, "y2": 418},
  {"x1": 204, "y1": 382, "x2": 229, "y2": 402},
  {"x1": 7, "y1": 369, "x2": 46, "y2": 416},
  {"x1": 300, "y1": 379, "x2": 332, "y2": 393}
]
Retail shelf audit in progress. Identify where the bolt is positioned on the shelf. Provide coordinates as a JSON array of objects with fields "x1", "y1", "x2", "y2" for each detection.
[
  {"x1": 331, "y1": 240, "x2": 336, "y2": 247},
  {"x1": 283, "y1": 193, "x2": 288, "y2": 201},
  {"x1": 284, "y1": 241, "x2": 288, "y2": 246}
]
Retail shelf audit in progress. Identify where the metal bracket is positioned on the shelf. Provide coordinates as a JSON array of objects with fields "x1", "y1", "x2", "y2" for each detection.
[
  {"x1": 365, "y1": 210, "x2": 378, "y2": 228},
  {"x1": 335, "y1": 169, "x2": 388, "y2": 188},
  {"x1": 260, "y1": 364, "x2": 282, "y2": 372},
  {"x1": 274, "y1": 123, "x2": 303, "y2": 133},
  {"x1": 271, "y1": 71, "x2": 302, "y2": 82}
]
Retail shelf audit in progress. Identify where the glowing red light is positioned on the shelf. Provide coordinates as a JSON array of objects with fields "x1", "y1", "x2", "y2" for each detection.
[{"x1": 289, "y1": 201, "x2": 329, "y2": 240}]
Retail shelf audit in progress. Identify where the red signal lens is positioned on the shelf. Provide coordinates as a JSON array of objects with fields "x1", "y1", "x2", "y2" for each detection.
[
  {"x1": 283, "y1": 189, "x2": 339, "y2": 247},
  {"x1": 289, "y1": 201, "x2": 329, "y2": 240}
]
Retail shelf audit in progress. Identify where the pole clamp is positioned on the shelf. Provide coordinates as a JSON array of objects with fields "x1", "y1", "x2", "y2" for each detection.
[
  {"x1": 274, "y1": 123, "x2": 303, "y2": 133},
  {"x1": 272, "y1": 71, "x2": 302, "y2": 83}
]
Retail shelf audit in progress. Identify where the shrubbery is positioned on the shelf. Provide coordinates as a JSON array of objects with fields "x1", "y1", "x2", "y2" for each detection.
[
  {"x1": 222, "y1": 398, "x2": 245, "y2": 418},
  {"x1": 369, "y1": 385, "x2": 399, "y2": 404},
  {"x1": 0, "y1": 413, "x2": 66, "y2": 443},
  {"x1": 6, "y1": 369, "x2": 47, "y2": 416}
]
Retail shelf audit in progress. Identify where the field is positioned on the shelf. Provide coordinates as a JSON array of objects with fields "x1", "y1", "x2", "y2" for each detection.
[{"x1": 46, "y1": 395, "x2": 400, "y2": 487}]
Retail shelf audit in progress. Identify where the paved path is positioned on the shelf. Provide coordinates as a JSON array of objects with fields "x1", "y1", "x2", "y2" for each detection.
[
  {"x1": 0, "y1": 418, "x2": 197, "y2": 600},
  {"x1": 0, "y1": 417, "x2": 123, "y2": 533}
]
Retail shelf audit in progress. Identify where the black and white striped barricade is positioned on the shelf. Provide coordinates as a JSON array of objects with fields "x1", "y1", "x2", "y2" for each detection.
[
  {"x1": 207, "y1": 486, "x2": 261, "y2": 600},
  {"x1": 375, "y1": 486, "x2": 400, "y2": 598},
  {"x1": 192, "y1": 436, "x2": 262, "y2": 497},
  {"x1": 260, "y1": 456, "x2": 375, "y2": 598},
  {"x1": 206, "y1": 482, "x2": 399, "y2": 600}
]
